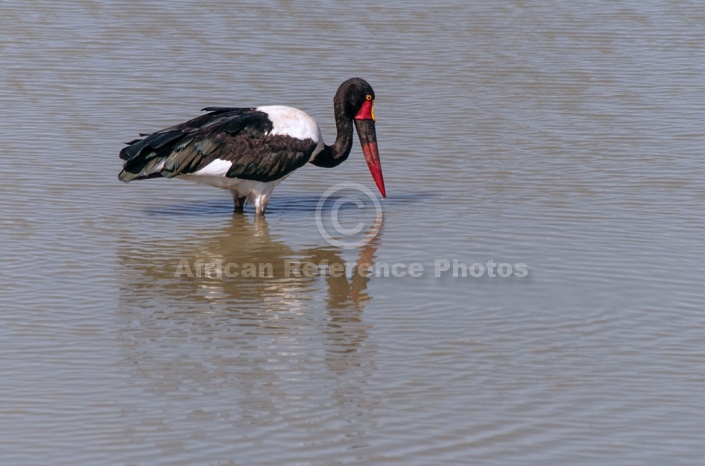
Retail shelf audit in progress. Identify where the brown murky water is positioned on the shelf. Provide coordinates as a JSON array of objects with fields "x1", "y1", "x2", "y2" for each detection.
[{"x1": 2, "y1": 1, "x2": 705, "y2": 464}]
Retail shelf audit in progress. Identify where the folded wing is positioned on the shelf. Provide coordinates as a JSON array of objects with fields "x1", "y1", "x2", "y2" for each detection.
[{"x1": 118, "y1": 107, "x2": 316, "y2": 183}]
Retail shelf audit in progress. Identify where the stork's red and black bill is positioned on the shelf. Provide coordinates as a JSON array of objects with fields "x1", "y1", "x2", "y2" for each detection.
[{"x1": 354, "y1": 99, "x2": 386, "y2": 197}]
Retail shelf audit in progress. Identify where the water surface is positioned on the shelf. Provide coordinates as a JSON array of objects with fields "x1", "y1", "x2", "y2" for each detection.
[{"x1": 2, "y1": 1, "x2": 705, "y2": 464}]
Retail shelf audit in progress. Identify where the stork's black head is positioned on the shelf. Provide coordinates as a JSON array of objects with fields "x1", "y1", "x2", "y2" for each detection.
[
  {"x1": 334, "y1": 78, "x2": 385, "y2": 197},
  {"x1": 335, "y1": 78, "x2": 376, "y2": 119}
]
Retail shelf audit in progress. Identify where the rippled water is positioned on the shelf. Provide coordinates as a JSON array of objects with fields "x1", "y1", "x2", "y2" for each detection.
[{"x1": 2, "y1": 1, "x2": 705, "y2": 464}]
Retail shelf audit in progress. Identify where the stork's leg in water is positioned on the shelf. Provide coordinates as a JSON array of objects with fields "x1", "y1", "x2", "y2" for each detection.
[
  {"x1": 254, "y1": 193, "x2": 270, "y2": 216},
  {"x1": 232, "y1": 193, "x2": 247, "y2": 213}
]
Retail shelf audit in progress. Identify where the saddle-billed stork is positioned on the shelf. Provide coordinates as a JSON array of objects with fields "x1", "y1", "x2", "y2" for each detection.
[{"x1": 118, "y1": 78, "x2": 385, "y2": 215}]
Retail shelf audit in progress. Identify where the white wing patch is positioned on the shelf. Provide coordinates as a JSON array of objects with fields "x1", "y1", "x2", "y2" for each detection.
[
  {"x1": 193, "y1": 158, "x2": 233, "y2": 176},
  {"x1": 258, "y1": 105, "x2": 321, "y2": 142}
]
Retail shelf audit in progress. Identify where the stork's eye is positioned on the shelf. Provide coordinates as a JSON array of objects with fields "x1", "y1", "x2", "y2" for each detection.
[{"x1": 365, "y1": 94, "x2": 373, "y2": 101}]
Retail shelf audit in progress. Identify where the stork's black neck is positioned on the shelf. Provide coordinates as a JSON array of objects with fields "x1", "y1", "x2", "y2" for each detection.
[{"x1": 309, "y1": 98, "x2": 354, "y2": 168}]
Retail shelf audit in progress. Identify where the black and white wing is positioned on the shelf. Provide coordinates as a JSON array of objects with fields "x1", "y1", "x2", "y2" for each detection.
[{"x1": 118, "y1": 106, "x2": 321, "y2": 183}]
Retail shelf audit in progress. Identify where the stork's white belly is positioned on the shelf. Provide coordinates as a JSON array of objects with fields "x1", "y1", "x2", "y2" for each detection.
[
  {"x1": 180, "y1": 173, "x2": 284, "y2": 194},
  {"x1": 179, "y1": 174, "x2": 286, "y2": 213}
]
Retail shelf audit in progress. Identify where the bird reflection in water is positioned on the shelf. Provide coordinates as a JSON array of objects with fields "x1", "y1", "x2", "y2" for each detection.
[
  {"x1": 117, "y1": 214, "x2": 383, "y2": 440},
  {"x1": 120, "y1": 214, "x2": 382, "y2": 313},
  {"x1": 117, "y1": 213, "x2": 383, "y2": 392}
]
